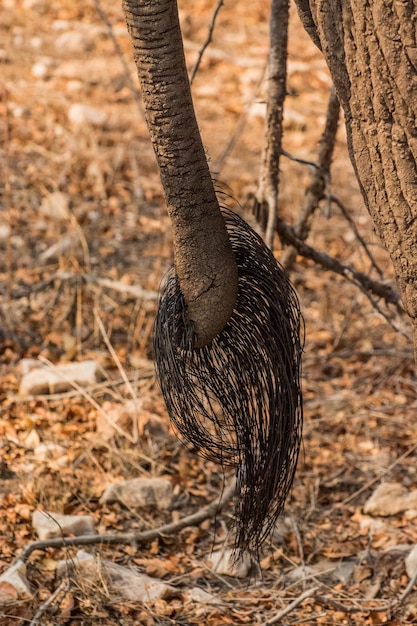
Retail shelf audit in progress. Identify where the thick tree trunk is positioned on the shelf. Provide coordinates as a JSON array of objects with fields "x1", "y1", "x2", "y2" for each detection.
[
  {"x1": 294, "y1": 0, "x2": 417, "y2": 362},
  {"x1": 122, "y1": 0, "x2": 238, "y2": 347}
]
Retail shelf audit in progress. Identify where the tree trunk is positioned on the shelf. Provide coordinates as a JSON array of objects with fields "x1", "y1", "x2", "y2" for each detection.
[
  {"x1": 121, "y1": 0, "x2": 238, "y2": 347},
  {"x1": 294, "y1": 0, "x2": 417, "y2": 362},
  {"x1": 254, "y1": 0, "x2": 289, "y2": 249}
]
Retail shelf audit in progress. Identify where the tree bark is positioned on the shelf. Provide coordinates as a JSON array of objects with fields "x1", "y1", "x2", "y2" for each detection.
[
  {"x1": 294, "y1": 0, "x2": 417, "y2": 362},
  {"x1": 254, "y1": 0, "x2": 290, "y2": 248},
  {"x1": 122, "y1": 0, "x2": 238, "y2": 347}
]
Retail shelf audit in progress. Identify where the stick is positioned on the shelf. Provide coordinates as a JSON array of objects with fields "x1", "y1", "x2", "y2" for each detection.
[
  {"x1": 265, "y1": 586, "x2": 319, "y2": 624},
  {"x1": 275, "y1": 217, "x2": 402, "y2": 311},
  {"x1": 92, "y1": 0, "x2": 144, "y2": 117},
  {"x1": 190, "y1": 0, "x2": 224, "y2": 85},
  {"x1": 29, "y1": 578, "x2": 71, "y2": 626},
  {"x1": 16, "y1": 477, "x2": 237, "y2": 563},
  {"x1": 281, "y1": 88, "x2": 340, "y2": 269}
]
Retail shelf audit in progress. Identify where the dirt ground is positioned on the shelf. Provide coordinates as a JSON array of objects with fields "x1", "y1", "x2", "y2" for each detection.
[{"x1": 0, "y1": 0, "x2": 416, "y2": 624}]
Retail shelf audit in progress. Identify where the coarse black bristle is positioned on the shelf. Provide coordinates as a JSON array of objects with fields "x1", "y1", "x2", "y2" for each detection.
[{"x1": 154, "y1": 208, "x2": 303, "y2": 559}]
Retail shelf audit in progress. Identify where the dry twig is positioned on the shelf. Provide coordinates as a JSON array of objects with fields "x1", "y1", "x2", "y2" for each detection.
[
  {"x1": 275, "y1": 217, "x2": 402, "y2": 311},
  {"x1": 29, "y1": 578, "x2": 71, "y2": 626},
  {"x1": 265, "y1": 586, "x2": 319, "y2": 624},
  {"x1": 17, "y1": 477, "x2": 237, "y2": 563},
  {"x1": 92, "y1": 0, "x2": 144, "y2": 116},
  {"x1": 281, "y1": 88, "x2": 340, "y2": 269},
  {"x1": 190, "y1": 0, "x2": 224, "y2": 84}
]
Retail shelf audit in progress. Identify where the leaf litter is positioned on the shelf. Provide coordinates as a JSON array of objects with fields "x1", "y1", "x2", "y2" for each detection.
[{"x1": 0, "y1": 0, "x2": 416, "y2": 624}]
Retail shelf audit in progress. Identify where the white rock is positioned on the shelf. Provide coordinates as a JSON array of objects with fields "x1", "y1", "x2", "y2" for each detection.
[
  {"x1": 55, "y1": 30, "x2": 94, "y2": 55},
  {"x1": 19, "y1": 360, "x2": 100, "y2": 395},
  {"x1": 406, "y1": 545, "x2": 417, "y2": 579},
  {"x1": 57, "y1": 551, "x2": 175, "y2": 602},
  {"x1": 103, "y1": 563, "x2": 175, "y2": 602},
  {"x1": 0, "y1": 225, "x2": 10, "y2": 242},
  {"x1": 22, "y1": 0, "x2": 46, "y2": 10},
  {"x1": 31, "y1": 58, "x2": 54, "y2": 78},
  {"x1": 66, "y1": 79, "x2": 83, "y2": 93},
  {"x1": 40, "y1": 232, "x2": 85, "y2": 262},
  {"x1": 208, "y1": 549, "x2": 251, "y2": 578},
  {"x1": 0, "y1": 561, "x2": 32, "y2": 602},
  {"x1": 30, "y1": 36, "x2": 43, "y2": 49},
  {"x1": 57, "y1": 549, "x2": 94, "y2": 577},
  {"x1": 100, "y1": 477, "x2": 173, "y2": 511},
  {"x1": 364, "y1": 482, "x2": 417, "y2": 516},
  {"x1": 54, "y1": 58, "x2": 124, "y2": 86},
  {"x1": 18, "y1": 358, "x2": 44, "y2": 376},
  {"x1": 32, "y1": 511, "x2": 96, "y2": 541},
  {"x1": 96, "y1": 399, "x2": 144, "y2": 441},
  {"x1": 39, "y1": 191, "x2": 69, "y2": 219},
  {"x1": 68, "y1": 103, "x2": 107, "y2": 127},
  {"x1": 33, "y1": 443, "x2": 67, "y2": 466},
  {"x1": 184, "y1": 587, "x2": 219, "y2": 604}
]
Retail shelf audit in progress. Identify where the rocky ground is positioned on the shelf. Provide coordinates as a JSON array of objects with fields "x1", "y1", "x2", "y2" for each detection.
[{"x1": 0, "y1": 0, "x2": 416, "y2": 624}]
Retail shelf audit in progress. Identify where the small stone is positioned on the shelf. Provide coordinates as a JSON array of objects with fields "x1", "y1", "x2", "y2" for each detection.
[
  {"x1": 184, "y1": 587, "x2": 219, "y2": 604},
  {"x1": 100, "y1": 477, "x2": 173, "y2": 511},
  {"x1": 54, "y1": 58, "x2": 124, "y2": 86},
  {"x1": 57, "y1": 551, "x2": 175, "y2": 602},
  {"x1": 54, "y1": 30, "x2": 94, "y2": 55},
  {"x1": 19, "y1": 360, "x2": 100, "y2": 395},
  {"x1": 39, "y1": 191, "x2": 69, "y2": 219},
  {"x1": 31, "y1": 58, "x2": 54, "y2": 78},
  {"x1": 208, "y1": 549, "x2": 251, "y2": 578},
  {"x1": 56, "y1": 549, "x2": 94, "y2": 577},
  {"x1": 32, "y1": 511, "x2": 96, "y2": 540},
  {"x1": 0, "y1": 561, "x2": 32, "y2": 603},
  {"x1": 364, "y1": 482, "x2": 417, "y2": 516},
  {"x1": 68, "y1": 103, "x2": 107, "y2": 127},
  {"x1": 33, "y1": 443, "x2": 67, "y2": 466},
  {"x1": 406, "y1": 545, "x2": 417, "y2": 579},
  {"x1": 0, "y1": 225, "x2": 10, "y2": 240}
]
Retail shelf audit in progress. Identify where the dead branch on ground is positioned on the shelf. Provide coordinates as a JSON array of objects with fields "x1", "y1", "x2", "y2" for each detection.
[
  {"x1": 16, "y1": 477, "x2": 237, "y2": 564},
  {"x1": 190, "y1": 0, "x2": 224, "y2": 85}
]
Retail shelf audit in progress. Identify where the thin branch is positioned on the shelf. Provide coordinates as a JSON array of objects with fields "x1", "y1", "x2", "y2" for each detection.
[
  {"x1": 190, "y1": 0, "x2": 224, "y2": 85},
  {"x1": 6, "y1": 271, "x2": 158, "y2": 301},
  {"x1": 254, "y1": 0, "x2": 290, "y2": 248},
  {"x1": 314, "y1": 593, "x2": 364, "y2": 614},
  {"x1": 331, "y1": 194, "x2": 384, "y2": 278},
  {"x1": 29, "y1": 578, "x2": 71, "y2": 626},
  {"x1": 332, "y1": 439, "x2": 417, "y2": 510},
  {"x1": 16, "y1": 477, "x2": 237, "y2": 563},
  {"x1": 275, "y1": 217, "x2": 403, "y2": 311},
  {"x1": 213, "y1": 62, "x2": 267, "y2": 174},
  {"x1": 93, "y1": 308, "x2": 140, "y2": 440},
  {"x1": 265, "y1": 586, "x2": 319, "y2": 624},
  {"x1": 281, "y1": 88, "x2": 340, "y2": 269},
  {"x1": 92, "y1": 0, "x2": 144, "y2": 117},
  {"x1": 281, "y1": 149, "x2": 322, "y2": 171}
]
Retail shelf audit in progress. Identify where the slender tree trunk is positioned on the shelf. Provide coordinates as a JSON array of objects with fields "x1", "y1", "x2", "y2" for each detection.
[
  {"x1": 122, "y1": 0, "x2": 238, "y2": 347},
  {"x1": 254, "y1": 0, "x2": 289, "y2": 248},
  {"x1": 294, "y1": 0, "x2": 417, "y2": 363}
]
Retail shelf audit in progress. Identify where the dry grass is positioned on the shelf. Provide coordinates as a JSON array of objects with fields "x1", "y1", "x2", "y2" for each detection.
[{"x1": 0, "y1": 0, "x2": 416, "y2": 624}]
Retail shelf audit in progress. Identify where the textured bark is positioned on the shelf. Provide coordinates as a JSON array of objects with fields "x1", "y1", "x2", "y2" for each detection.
[
  {"x1": 294, "y1": 0, "x2": 417, "y2": 361},
  {"x1": 122, "y1": 0, "x2": 238, "y2": 347},
  {"x1": 254, "y1": 0, "x2": 289, "y2": 248}
]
